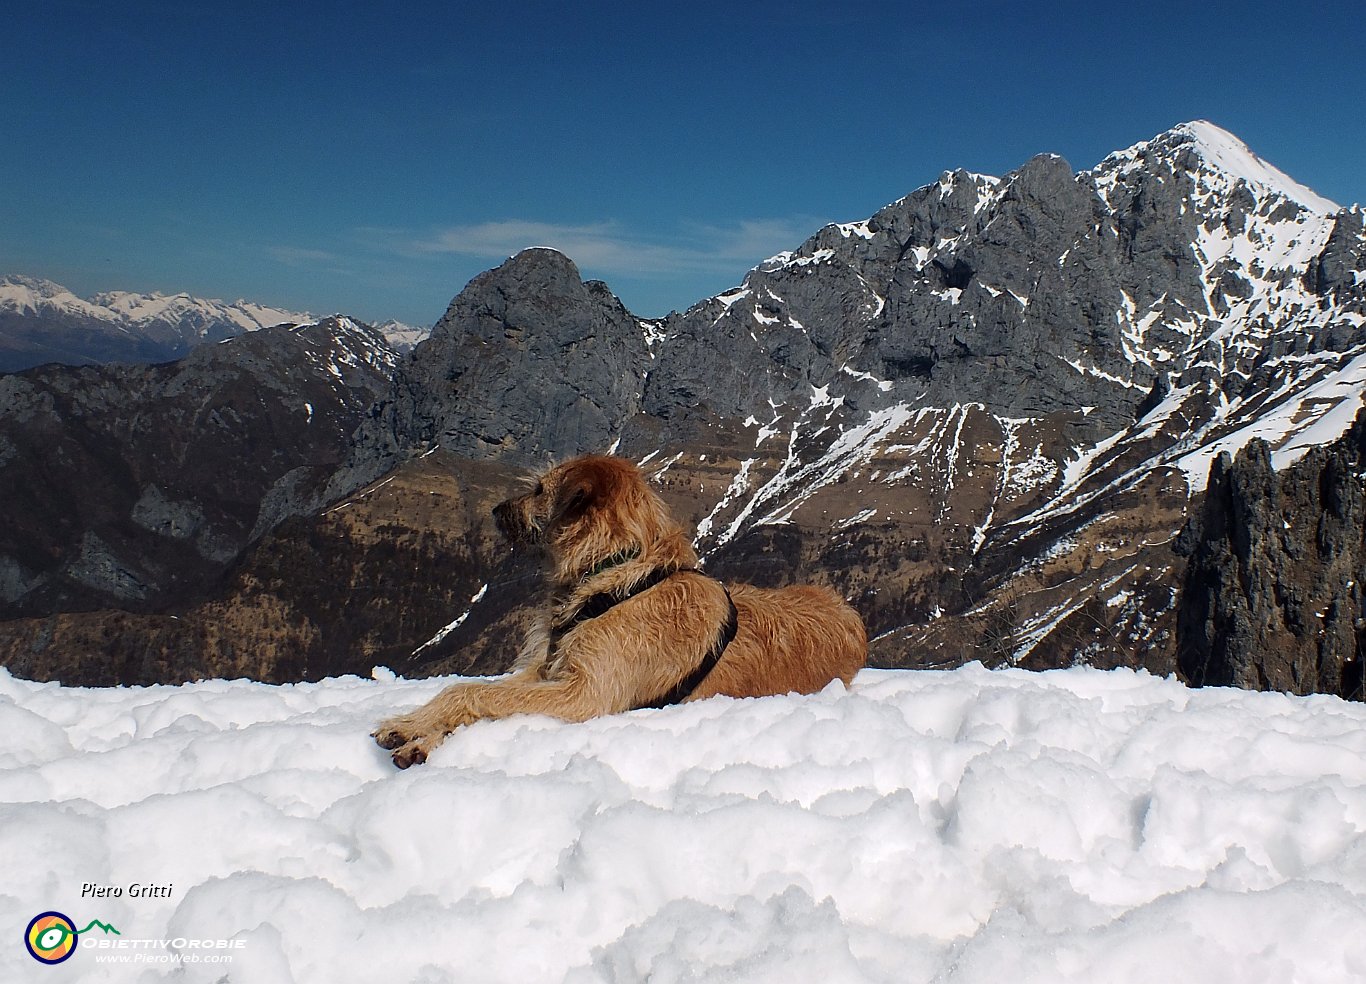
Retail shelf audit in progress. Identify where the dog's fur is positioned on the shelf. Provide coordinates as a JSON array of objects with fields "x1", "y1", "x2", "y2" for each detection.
[{"x1": 373, "y1": 454, "x2": 866, "y2": 767}]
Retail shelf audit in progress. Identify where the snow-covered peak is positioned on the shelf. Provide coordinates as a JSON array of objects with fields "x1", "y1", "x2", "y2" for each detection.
[
  {"x1": 374, "y1": 319, "x2": 432, "y2": 353},
  {"x1": 1178, "y1": 120, "x2": 1340, "y2": 215},
  {"x1": 1095, "y1": 120, "x2": 1340, "y2": 216},
  {"x1": 91, "y1": 288, "x2": 311, "y2": 333},
  {"x1": 1, "y1": 275, "x2": 314, "y2": 334},
  {"x1": 0, "y1": 274, "x2": 108, "y2": 319}
]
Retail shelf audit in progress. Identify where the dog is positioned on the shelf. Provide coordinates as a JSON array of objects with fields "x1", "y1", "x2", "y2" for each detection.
[{"x1": 373, "y1": 454, "x2": 867, "y2": 767}]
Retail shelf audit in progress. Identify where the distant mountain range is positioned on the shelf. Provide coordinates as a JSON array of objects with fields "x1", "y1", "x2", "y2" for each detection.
[
  {"x1": 1, "y1": 121, "x2": 1362, "y2": 699},
  {"x1": 0, "y1": 275, "x2": 429, "y2": 371}
]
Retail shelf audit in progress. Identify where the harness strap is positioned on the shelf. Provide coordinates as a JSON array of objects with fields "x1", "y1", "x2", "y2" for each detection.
[
  {"x1": 547, "y1": 566, "x2": 676, "y2": 650},
  {"x1": 634, "y1": 584, "x2": 737, "y2": 710},
  {"x1": 547, "y1": 566, "x2": 737, "y2": 708}
]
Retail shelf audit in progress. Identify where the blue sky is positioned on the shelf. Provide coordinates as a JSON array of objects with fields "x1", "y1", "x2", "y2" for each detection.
[{"x1": 3, "y1": 1, "x2": 1363, "y2": 327}]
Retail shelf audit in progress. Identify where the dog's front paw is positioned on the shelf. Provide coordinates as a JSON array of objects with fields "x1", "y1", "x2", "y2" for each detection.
[
  {"x1": 374, "y1": 709, "x2": 469, "y2": 768},
  {"x1": 371, "y1": 714, "x2": 420, "y2": 750},
  {"x1": 389, "y1": 734, "x2": 441, "y2": 769}
]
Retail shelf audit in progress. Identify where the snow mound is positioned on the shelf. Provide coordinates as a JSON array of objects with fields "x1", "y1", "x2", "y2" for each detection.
[{"x1": 3, "y1": 664, "x2": 1366, "y2": 982}]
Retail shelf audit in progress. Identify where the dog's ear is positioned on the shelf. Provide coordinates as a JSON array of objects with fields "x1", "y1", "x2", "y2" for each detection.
[
  {"x1": 553, "y1": 464, "x2": 599, "y2": 522},
  {"x1": 553, "y1": 457, "x2": 623, "y2": 523},
  {"x1": 557, "y1": 479, "x2": 592, "y2": 519}
]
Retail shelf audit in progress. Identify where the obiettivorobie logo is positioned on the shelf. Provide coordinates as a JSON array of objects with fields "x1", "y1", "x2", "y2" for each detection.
[
  {"x1": 24, "y1": 911, "x2": 120, "y2": 965},
  {"x1": 23, "y1": 910, "x2": 245, "y2": 967}
]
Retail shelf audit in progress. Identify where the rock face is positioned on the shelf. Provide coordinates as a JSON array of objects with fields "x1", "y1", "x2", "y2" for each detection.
[
  {"x1": 1176, "y1": 409, "x2": 1366, "y2": 698},
  {"x1": 3, "y1": 121, "x2": 1365, "y2": 691},
  {"x1": 0, "y1": 317, "x2": 400, "y2": 617},
  {"x1": 347, "y1": 248, "x2": 653, "y2": 480}
]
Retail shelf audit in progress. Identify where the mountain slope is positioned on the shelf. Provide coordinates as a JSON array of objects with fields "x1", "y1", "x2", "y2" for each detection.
[{"x1": 0, "y1": 317, "x2": 400, "y2": 622}]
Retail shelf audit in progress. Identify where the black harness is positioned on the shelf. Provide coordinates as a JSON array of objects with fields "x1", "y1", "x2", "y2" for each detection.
[{"x1": 547, "y1": 567, "x2": 738, "y2": 710}]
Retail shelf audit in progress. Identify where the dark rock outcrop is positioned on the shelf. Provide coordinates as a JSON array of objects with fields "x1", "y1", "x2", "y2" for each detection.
[
  {"x1": 345, "y1": 248, "x2": 651, "y2": 482},
  {"x1": 1176, "y1": 408, "x2": 1366, "y2": 698},
  {"x1": 0, "y1": 451, "x2": 529, "y2": 686}
]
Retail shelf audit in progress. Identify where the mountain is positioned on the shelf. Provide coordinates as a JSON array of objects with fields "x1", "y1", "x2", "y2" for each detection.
[
  {"x1": 374, "y1": 319, "x2": 434, "y2": 354},
  {"x1": 0, "y1": 317, "x2": 399, "y2": 625},
  {"x1": 2, "y1": 121, "x2": 1363, "y2": 692},
  {"x1": 314, "y1": 120, "x2": 1361, "y2": 690},
  {"x1": 0, "y1": 275, "x2": 431, "y2": 370}
]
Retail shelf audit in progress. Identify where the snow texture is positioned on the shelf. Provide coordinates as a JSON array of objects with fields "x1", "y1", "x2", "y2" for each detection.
[{"x1": 4, "y1": 663, "x2": 1366, "y2": 983}]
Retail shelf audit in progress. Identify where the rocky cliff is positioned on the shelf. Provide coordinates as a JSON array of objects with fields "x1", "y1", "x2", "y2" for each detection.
[
  {"x1": 318, "y1": 121, "x2": 1362, "y2": 685},
  {"x1": 1176, "y1": 408, "x2": 1365, "y2": 698}
]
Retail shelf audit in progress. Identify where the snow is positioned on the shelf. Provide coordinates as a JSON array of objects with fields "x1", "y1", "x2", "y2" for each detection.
[
  {"x1": 0, "y1": 275, "x2": 112, "y2": 322},
  {"x1": 374, "y1": 319, "x2": 432, "y2": 352},
  {"x1": 0, "y1": 275, "x2": 317, "y2": 342},
  {"x1": 840, "y1": 363, "x2": 895, "y2": 392},
  {"x1": 1179, "y1": 121, "x2": 1340, "y2": 216},
  {"x1": 4, "y1": 663, "x2": 1366, "y2": 983},
  {"x1": 835, "y1": 220, "x2": 875, "y2": 240},
  {"x1": 411, "y1": 584, "x2": 489, "y2": 657},
  {"x1": 713, "y1": 400, "x2": 915, "y2": 538},
  {"x1": 1172, "y1": 350, "x2": 1366, "y2": 489},
  {"x1": 638, "y1": 318, "x2": 668, "y2": 356},
  {"x1": 694, "y1": 458, "x2": 756, "y2": 544}
]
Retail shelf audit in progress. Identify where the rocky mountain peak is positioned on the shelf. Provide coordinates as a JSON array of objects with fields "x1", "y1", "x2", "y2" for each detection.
[
  {"x1": 1092, "y1": 120, "x2": 1342, "y2": 216},
  {"x1": 342, "y1": 247, "x2": 651, "y2": 481}
]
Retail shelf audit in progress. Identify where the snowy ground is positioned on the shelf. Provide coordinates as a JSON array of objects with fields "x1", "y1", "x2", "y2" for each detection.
[{"x1": 4, "y1": 663, "x2": 1366, "y2": 983}]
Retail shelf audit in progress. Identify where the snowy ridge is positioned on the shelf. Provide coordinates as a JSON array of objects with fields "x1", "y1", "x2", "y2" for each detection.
[
  {"x1": 1, "y1": 274, "x2": 421, "y2": 369},
  {"x1": 373, "y1": 319, "x2": 431, "y2": 353},
  {"x1": 1091, "y1": 120, "x2": 1339, "y2": 216},
  {"x1": 1, "y1": 275, "x2": 312, "y2": 336},
  {"x1": 3, "y1": 663, "x2": 1366, "y2": 982},
  {"x1": 0, "y1": 275, "x2": 118, "y2": 323},
  {"x1": 1180, "y1": 120, "x2": 1338, "y2": 215}
]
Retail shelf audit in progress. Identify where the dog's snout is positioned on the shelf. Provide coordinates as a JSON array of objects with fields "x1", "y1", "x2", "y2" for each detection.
[{"x1": 493, "y1": 497, "x2": 537, "y2": 544}]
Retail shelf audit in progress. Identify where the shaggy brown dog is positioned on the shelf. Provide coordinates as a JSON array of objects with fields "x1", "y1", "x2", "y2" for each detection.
[{"x1": 373, "y1": 454, "x2": 866, "y2": 767}]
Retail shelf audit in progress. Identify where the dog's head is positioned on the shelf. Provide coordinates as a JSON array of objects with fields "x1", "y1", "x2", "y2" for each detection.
[
  {"x1": 493, "y1": 453, "x2": 640, "y2": 548},
  {"x1": 492, "y1": 454, "x2": 693, "y2": 582}
]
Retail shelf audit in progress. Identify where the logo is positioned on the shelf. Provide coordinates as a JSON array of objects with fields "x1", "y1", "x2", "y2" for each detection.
[
  {"x1": 23, "y1": 912, "x2": 120, "y2": 965},
  {"x1": 25, "y1": 912, "x2": 77, "y2": 965}
]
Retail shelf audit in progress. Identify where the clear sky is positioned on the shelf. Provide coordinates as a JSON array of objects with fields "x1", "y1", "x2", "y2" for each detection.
[{"x1": 3, "y1": 0, "x2": 1362, "y2": 327}]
